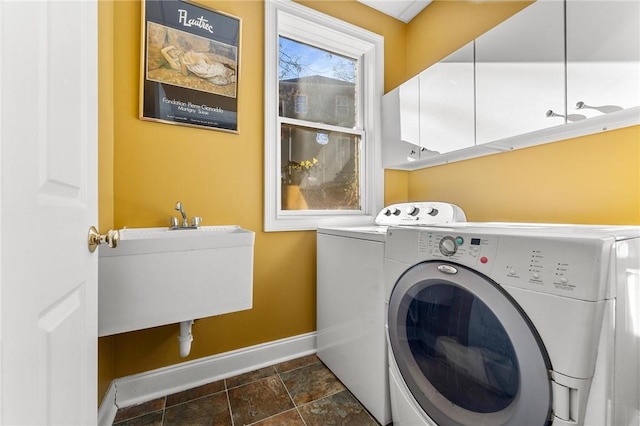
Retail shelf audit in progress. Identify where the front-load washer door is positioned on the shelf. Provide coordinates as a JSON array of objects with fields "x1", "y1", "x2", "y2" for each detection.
[{"x1": 388, "y1": 261, "x2": 552, "y2": 426}]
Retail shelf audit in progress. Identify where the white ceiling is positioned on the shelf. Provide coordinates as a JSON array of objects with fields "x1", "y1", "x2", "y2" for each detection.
[{"x1": 357, "y1": 0, "x2": 433, "y2": 23}]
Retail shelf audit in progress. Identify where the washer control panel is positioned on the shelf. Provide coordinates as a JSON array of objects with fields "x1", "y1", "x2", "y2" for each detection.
[
  {"x1": 420, "y1": 231, "x2": 497, "y2": 273},
  {"x1": 375, "y1": 202, "x2": 466, "y2": 226},
  {"x1": 414, "y1": 229, "x2": 608, "y2": 301}
]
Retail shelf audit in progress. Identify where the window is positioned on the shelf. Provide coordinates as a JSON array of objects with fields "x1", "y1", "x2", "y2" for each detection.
[
  {"x1": 294, "y1": 95, "x2": 308, "y2": 114},
  {"x1": 264, "y1": 0, "x2": 384, "y2": 231},
  {"x1": 335, "y1": 95, "x2": 350, "y2": 118}
]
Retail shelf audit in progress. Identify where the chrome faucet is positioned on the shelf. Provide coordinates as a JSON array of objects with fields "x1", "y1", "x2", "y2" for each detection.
[
  {"x1": 175, "y1": 201, "x2": 188, "y2": 227},
  {"x1": 170, "y1": 201, "x2": 202, "y2": 229}
]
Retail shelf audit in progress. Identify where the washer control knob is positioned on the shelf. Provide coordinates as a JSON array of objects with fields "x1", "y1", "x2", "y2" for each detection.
[
  {"x1": 392, "y1": 207, "x2": 401, "y2": 216},
  {"x1": 439, "y1": 236, "x2": 458, "y2": 256},
  {"x1": 383, "y1": 208, "x2": 392, "y2": 216},
  {"x1": 424, "y1": 206, "x2": 439, "y2": 216},
  {"x1": 405, "y1": 205, "x2": 419, "y2": 216}
]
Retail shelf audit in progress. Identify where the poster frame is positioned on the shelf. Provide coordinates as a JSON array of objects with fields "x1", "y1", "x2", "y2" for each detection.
[{"x1": 139, "y1": 0, "x2": 242, "y2": 133}]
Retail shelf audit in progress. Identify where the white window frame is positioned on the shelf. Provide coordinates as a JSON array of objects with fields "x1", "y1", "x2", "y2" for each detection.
[{"x1": 264, "y1": 0, "x2": 384, "y2": 232}]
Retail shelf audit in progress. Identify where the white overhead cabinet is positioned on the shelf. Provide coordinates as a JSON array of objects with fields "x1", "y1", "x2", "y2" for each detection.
[
  {"x1": 419, "y1": 41, "x2": 475, "y2": 154},
  {"x1": 475, "y1": 0, "x2": 565, "y2": 144},
  {"x1": 381, "y1": 42, "x2": 475, "y2": 166},
  {"x1": 566, "y1": 0, "x2": 640, "y2": 120},
  {"x1": 382, "y1": 76, "x2": 422, "y2": 167},
  {"x1": 383, "y1": 0, "x2": 640, "y2": 169},
  {"x1": 399, "y1": 75, "x2": 420, "y2": 146}
]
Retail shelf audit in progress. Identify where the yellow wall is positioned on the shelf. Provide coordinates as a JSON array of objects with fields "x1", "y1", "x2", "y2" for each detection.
[
  {"x1": 98, "y1": 0, "x2": 405, "y2": 399},
  {"x1": 409, "y1": 127, "x2": 640, "y2": 224},
  {"x1": 98, "y1": 0, "x2": 640, "y2": 401}
]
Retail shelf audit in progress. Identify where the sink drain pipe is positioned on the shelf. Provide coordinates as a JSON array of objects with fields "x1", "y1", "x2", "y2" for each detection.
[{"x1": 179, "y1": 320, "x2": 194, "y2": 357}]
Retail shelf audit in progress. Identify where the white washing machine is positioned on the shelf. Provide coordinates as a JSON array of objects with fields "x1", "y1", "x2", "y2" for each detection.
[
  {"x1": 317, "y1": 202, "x2": 466, "y2": 425},
  {"x1": 384, "y1": 223, "x2": 640, "y2": 426}
]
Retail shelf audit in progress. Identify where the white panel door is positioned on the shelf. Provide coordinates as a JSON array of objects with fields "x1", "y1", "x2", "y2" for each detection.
[{"x1": 0, "y1": 1, "x2": 98, "y2": 424}]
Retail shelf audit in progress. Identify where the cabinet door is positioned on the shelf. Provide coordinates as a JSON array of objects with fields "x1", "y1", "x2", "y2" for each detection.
[
  {"x1": 419, "y1": 41, "x2": 475, "y2": 154},
  {"x1": 475, "y1": 0, "x2": 565, "y2": 144},
  {"x1": 567, "y1": 0, "x2": 640, "y2": 120},
  {"x1": 381, "y1": 85, "x2": 421, "y2": 168},
  {"x1": 399, "y1": 75, "x2": 420, "y2": 146}
]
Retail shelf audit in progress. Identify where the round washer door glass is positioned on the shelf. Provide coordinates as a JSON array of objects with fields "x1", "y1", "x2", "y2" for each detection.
[{"x1": 388, "y1": 261, "x2": 552, "y2": 426}]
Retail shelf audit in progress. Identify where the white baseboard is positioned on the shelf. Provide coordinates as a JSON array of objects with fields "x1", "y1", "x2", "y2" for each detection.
[
  {"x1": 98, "y1": 383, "x2": 118, "y2": 426},
  {"x1": 98, "y1": 332, "x2": 316, "y2": 426}
]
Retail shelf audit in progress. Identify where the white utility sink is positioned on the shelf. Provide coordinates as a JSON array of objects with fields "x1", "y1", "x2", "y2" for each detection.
[{"x1": 98, "y1": 225, "x2": 254, "y2": 337}]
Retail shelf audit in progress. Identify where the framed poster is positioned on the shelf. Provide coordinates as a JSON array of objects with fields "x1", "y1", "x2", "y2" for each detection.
[{"x1": 140, "y1": 0, "x2": 241, "y2": 133}]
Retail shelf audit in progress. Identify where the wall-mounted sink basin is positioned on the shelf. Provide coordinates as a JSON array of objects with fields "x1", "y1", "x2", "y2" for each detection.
[{"x1": 98, "y1": 225, "x2": 254, "y2": 337}]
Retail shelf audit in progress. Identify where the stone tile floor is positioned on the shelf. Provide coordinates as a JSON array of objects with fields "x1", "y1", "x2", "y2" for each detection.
[{"x1": 112, "y1": 354, "x2": 381, "y2": 425}]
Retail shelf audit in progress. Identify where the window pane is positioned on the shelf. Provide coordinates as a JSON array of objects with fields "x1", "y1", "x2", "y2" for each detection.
[
  {"x1": 295, "y1": 95, "x2": 308, "y2": 114},
  {"x1": 281, "y1": 123, "x2": 360, "y2": 211},
  {"x1": 279, "y1": 37, "x2": 357, "y2": 127}
]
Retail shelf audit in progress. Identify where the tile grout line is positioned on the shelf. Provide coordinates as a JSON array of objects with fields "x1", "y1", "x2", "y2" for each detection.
[
  {"x1": 228, "y1": 358, "x2": 321, "y2": 425},
  {"x1": 276, "y1": 357, "x2": 330, "y2": 426},
  {"x1": 327, "y1": 376, "x2": 380, "y2": 424},
  {"x1": 286, "y1": 371, "x2": 382, "y2": 426},
  {"x1": 224, "y1": 378, "x2": 235, "y2": 426},
  {"x1": 162, "y1": 396, "x2": 167, "y2": 425},
  {"x1": 225, "y1": 366, "x2": 279, "y2": 391},
  {"x1": 275, "y1": 370, "x2": 309, "y2": 426},
  {"x1": 275, "y1": 358, "x2": 321, "y2": 376}
]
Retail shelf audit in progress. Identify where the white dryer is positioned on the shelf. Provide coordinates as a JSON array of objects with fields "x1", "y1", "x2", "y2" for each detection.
[
  {"x1": 384, "y1": 223, "x2": 640, "y2": 426},
  {"x1": 317, "y1": 202, "x2": 466, "y2": 425}
]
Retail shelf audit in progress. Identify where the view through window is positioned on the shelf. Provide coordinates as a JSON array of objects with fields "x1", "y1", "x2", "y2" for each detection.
[{"x1": 278, "y1": 37, "x2": 362, "y2": 212}]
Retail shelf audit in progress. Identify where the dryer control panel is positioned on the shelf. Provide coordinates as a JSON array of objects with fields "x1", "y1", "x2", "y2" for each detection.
[{"x1": 375, "y1": 202, "x2": 466, "y2": 226}]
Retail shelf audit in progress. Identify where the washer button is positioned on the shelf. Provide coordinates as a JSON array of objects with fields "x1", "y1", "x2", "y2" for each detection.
[{"x1": 480, "y1": 257, "x2": 488, "y2": 264}]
